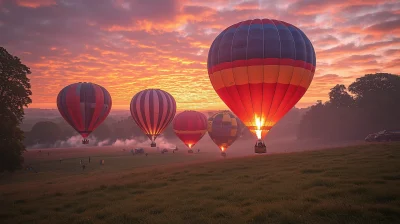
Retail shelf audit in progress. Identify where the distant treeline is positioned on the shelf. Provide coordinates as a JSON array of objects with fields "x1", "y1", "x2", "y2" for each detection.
[
  {"x1": 297, "y1": 73, "x2": 400, "y2": 141},
  {"x1": 22, "y1": 107, "x2": 307, "y2": 148}
]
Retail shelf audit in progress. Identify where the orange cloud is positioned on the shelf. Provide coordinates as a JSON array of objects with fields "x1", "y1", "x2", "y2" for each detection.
[
  {"x1": 15, "y1": 0, "x2": 55, "y2": 8},
  {"x1": 0, "y1": 0, "x2": 399, "y2": 111}
]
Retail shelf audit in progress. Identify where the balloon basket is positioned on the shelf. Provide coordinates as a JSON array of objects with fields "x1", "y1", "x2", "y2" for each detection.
[
  {"x1": 221, "y1": 152, "x2": 227, "y2": 157},
  {"x1": 254, "y1": 145, "x2": 267, "y2": 153},
  {"x1": 254, "y1": 140, "x2": 266, "y2": 153},
  {"x1": 82, "y1": 139, "x2": 89, "y2": 144},
  {"x1": 188, "y1": 150, "x2": 194, "y2": 153},
  {"x1": 150, "y1": 142, "x2": 156, "y2": 147}
]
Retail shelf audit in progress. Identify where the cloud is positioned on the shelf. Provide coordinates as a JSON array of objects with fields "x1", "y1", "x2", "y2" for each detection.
[
  {"x1": 15, "y1": 0, "x2": 56, "y2": 8},
  {"x1": 0, "y1": 0, "x2": 399, "y2": 110}
]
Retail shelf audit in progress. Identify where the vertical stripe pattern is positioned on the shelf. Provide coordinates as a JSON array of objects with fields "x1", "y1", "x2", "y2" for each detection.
[
  {"x1": 130, "y1": 89, "x2": 177, "y2": 141},
  {"x1": 56, "y1": 82, "x2": 112, "y2": 138},
  {"x1": 207, "y1": 18, "x2": 316, "y2": 140},
  {"x1": 173, "y1": 110, "x2": 208, "y2": 148},
  {"x1": 207, "y1": 110, "x2": 240, "y2": 151}
]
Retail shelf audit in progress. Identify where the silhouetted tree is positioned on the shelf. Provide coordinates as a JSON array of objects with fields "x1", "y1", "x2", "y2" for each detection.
[
  {"x1": 298, "y1": 73, "x2": 400, "y2": 141},
  {"x1": 27, "y1": 121, "x2": 61, "y2": 145},
  {"x1": 56, "y1": 119, "x2": 76, "y2": 140},
  {"x1": 0, "y1": 47, "x2": 32, "y2": 172},
  {"x1": 92, "y1": 123, "x2": 112, "y2": 141},
  {"x1": 162, "y1": 123, "x2": 178, "y2": 140},
  {"x1": 328, "y1": 84, "x2": 355, "y2": 108},
  {"x1": 349, "y1": 73, "x2": 400, "y2": 132}
]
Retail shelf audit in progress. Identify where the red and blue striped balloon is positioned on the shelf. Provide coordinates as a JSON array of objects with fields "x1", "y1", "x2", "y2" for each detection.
[
  {"x1": 207, "y1": 19, "x2": 316, "y2": 141},
  {"x1": 57, "y1": 82, "x2": 112, "y2": 142},
  {"x1": 130, "y1": 89, "x2": 176, "y2": 146}
]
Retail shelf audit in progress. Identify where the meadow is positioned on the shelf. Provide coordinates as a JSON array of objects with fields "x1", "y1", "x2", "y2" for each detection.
[{"x1": 0, "y1": 143, "x2": 399, "y2": 224}]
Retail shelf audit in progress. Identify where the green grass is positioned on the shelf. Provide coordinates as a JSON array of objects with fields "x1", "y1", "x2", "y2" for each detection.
[{"x1": 1, "y1": 143, "x2": 400, "y2": 223}]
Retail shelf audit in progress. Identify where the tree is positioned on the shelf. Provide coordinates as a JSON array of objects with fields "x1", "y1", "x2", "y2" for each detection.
[
  {"x1": 92, "y1": 123, "x2": 111, "y2": 142},
  {"x1": 0, "y1": 47, "x2": 32, "y2": 172},
  {"x1": 28, "y1": 121, "x2": 61, "y2": 145},
  {"x1": 328, "y1": 84, "x2": 355, "y2": 108},
  {"x1": 349, "y1": 73, "x2": 400, "y2": 132},
  {"x1": 348, "y1": 73, "x2": 400, "y2": 100},
  {"x1": 297, "y1": 73, "x2": 400, "y2": 142}
]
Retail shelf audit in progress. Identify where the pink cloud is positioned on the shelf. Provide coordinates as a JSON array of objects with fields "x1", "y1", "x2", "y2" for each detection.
[{"x1": 0, "y1": 0, "x2": 399, "y2": 111}]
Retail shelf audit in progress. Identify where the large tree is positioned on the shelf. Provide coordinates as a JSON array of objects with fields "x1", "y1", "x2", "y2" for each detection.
[
  {"x1": 328, "y1": 84, "x2": 355, "y2": 108},
  {"x1": 27, "y1": 121, "x2": 61, "y2": 145},
  {"x1": 297, "y1": 73, "x2": 400, "y2": 141},
  {"x1": 349, "y1": 73, "x2": 400, "y2": 131},
  {"x1": 0, "y1": 47, "x2": 32, "y2": 172}
]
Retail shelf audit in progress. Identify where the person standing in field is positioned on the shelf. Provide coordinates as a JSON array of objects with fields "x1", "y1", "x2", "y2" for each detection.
[{"x1": 89, "y1": 156, "x2": 91, "y2": 163}]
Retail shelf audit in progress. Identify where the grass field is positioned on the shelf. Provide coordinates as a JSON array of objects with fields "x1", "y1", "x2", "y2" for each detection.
[{"x1": 0, "y1": 143, "x2": 399, "y2": 224}]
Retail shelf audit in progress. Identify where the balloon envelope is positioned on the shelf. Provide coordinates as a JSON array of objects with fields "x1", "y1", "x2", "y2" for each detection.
[
  {"x1": 207, "y1": 18, "x2": 316, "y2": 140},
  {"x1": 130, "y1": 89, "x2": 176, "y2": 145},
  {"x1": 207, "y1": 111, "x2": 240, "y2": 152},
  {"x1": 173, "y1": 110, "x2": 207, "y2": 148},
  {"x1": 57, "y1": 82, "x2": 112, "y2": 139}
]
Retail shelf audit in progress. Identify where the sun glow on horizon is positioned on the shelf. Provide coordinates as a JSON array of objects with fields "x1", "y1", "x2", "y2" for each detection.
[{"x1": 3, "y1": 0, "x2": 400, "y2": 112}]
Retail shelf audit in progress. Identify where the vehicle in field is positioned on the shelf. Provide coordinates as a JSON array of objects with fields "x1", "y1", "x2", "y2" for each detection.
[
  {"x1": 365, "y1": 130, "x2": 400, "y2": 142},
  {"x1": 365, "y1": 133, "x2": 377, "y2": 142},
  {"x1": 161, "y1": 148, "x2": 168, "y2": 154}
]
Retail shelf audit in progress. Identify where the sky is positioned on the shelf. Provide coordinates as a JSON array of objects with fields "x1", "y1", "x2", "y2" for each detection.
[{"x1": 1, "y1": 0, "x2": 399, "y2": 111}]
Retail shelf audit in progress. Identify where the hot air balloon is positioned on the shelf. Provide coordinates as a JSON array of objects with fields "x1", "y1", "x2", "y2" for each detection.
[
  {"x1": 207, "y1": 19, "x2": 316, "y2": 153},
  {"x1": 207, "y1": 111, "x2": 240, "y2": 157},
  {"x1": 173, "y1": 110, "x2": 207, "y2": 153},
  {"x1": 57, "y1": 82, "x2": 112, "y2": 144},
  {"x1": 130, "y1": 89, "x2": 176, "y2": 147}
]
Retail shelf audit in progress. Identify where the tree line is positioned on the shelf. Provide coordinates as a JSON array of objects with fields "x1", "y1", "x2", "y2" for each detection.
[{"x1": 297, "y1": 73, "x2": 400, "y2": 141}]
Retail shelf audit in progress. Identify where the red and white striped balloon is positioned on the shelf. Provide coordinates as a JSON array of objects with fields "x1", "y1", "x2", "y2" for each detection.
[{"x1": 130, "y1": 89, "x2": 177, "y2": 146}]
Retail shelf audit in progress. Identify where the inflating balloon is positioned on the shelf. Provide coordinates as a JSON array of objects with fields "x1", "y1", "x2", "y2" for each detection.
[
  {"x1": 130, "y1": 89, "x2": 176, "y2": 147},
  {"x1": 173, "y1": 110, "x2": 207, "y2": 152},
  {"x1": 207, "y1": 19, "x2": 316, "y2": 153},
  {"x1": 57, "y1": 82, "x2": 112, "y2": 144},
  {"x1": 207, "y1": 111, "x2": 240, "y2": 156}
]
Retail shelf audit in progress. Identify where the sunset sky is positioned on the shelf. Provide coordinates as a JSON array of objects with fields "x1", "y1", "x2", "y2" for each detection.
[{"x1": 1, "y1": 0, "x2": 399, "y2": 111}]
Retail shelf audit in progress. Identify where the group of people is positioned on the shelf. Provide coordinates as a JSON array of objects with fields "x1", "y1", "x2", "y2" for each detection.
[{"x1": 79, "y1": 156, "x2": 92, "y2": 170}]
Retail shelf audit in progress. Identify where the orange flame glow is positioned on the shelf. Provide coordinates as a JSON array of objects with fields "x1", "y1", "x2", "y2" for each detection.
[
  {"x1": 188, "y1": 143, "x2": 192, "y2": 148},
  {"x1": 254, "y1": 115, "x2": 264, "y2": 140},
  {"x1": 220, "y1": 146, "x2": 225, "y2": 152}
]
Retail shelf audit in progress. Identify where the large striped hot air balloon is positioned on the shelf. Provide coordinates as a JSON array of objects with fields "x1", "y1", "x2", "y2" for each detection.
[
  {"x1": 207, "y1": 19, "x2": 316, "y2": 153},
  {"x1": 207, "y1": 111, "x2": 240, "y2": 156},
  {"x1": 57, "y1": 82, "x2": 112, "y2": 144},
  {"x1": 173, "y1": 110, "x2": 207, "y2": 152},
  {"x1": 130, "y1": 89, "x2": 176, "y2": 147}
]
